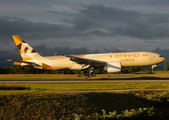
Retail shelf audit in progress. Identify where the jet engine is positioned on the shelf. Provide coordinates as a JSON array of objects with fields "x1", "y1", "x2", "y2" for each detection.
[{"x1": 104, "y1": 62, "x2": 121, "y2": 73}]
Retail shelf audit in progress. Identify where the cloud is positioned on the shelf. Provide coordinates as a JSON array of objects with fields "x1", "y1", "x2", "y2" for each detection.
[
  {"x1": 44, "y1": 4, "x2": 79, "y2": 15},
  {"x1": 1, "y1": 4, "x2": 169, "y2": 44},
  {"x1": 0, "y1": 17, "x2": 67, "y2": 41},
  {"x1": 33, "y1": 44, "x2": 91, "y2": 56},
  {"x1": 33, "y1": 44, "x2": 126, "y2": 56},
  {"x1": 71, "y1": 5, "x2": 169, "y2": 39},
  {"x1": 0, "y1": 50, "x2": 21, "y2": 67}
]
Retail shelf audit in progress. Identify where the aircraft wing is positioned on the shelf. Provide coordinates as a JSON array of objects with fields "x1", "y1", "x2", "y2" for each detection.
[
  {"x1": 6, "y1": 60, "x2": 41, "y2": 67},
  {"x1": 66, "y1": 55, "x2": 106, "y2": 66}
]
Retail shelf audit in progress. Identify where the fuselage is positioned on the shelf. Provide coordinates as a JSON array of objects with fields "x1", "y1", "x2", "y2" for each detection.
[{"x1": 32, "y1": 52, "x2": 165, "y2": 70}]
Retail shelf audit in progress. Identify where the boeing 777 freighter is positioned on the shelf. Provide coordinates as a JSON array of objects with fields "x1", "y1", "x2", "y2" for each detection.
[{"x1": 8, "y1": 35, "x2": 165, "y2": 78}]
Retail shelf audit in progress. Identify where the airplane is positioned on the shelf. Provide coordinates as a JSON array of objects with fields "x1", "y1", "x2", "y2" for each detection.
[{"x1": 7, "y1": 35, "x2": 165, "y2": 79}]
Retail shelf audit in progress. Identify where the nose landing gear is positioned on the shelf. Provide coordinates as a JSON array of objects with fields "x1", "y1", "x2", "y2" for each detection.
[{"x1": 151, "y1": 65, "x2": 157, "y2": 73}]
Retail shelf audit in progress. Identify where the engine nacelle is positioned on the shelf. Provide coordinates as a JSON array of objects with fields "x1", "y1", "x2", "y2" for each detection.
[{"x1": 104, "y1": 62, "x2": 121, "y2": 73}]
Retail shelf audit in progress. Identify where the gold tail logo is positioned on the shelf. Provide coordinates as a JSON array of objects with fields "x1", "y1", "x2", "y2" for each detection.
[{"x1": 12, "y1": 35, "x2": 41, "y2": 61}]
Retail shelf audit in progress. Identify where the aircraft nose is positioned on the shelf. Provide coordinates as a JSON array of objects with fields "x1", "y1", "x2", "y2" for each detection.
[{"x1": 159, "y1": 55, "x2": 166, "y2": 62}]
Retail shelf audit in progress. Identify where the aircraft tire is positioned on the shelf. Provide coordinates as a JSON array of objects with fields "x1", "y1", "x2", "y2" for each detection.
[
  {"x1": 92, "y1": 73, "x2": 96, "y2": 77},
  {"x1": 85, "y1": 75, "x2": 89, "y2": 79}
]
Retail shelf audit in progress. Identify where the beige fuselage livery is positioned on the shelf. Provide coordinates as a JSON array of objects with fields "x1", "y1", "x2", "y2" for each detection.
[{"x1": 11, "y1": 35, "x2": 165, "y2": 72}]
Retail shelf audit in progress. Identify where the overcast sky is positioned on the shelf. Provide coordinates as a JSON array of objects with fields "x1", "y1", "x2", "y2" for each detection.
[{"x1": 0, "y1": 0, "x2": 169, "y2": 67}]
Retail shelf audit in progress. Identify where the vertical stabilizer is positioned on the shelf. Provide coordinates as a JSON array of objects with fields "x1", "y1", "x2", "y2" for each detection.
[{"x1": 12, "y1": 35, "x2": 42, "y2": 61}]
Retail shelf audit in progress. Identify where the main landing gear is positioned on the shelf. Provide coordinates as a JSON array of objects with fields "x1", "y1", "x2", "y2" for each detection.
[{"x1": 84, "y1": 67, "x2": 96, "y2": 79}]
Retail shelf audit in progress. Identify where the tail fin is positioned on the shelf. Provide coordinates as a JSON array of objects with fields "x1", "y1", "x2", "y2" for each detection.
[{"x1": 12, "y1": 35, "x2": 42, "y2": 61}]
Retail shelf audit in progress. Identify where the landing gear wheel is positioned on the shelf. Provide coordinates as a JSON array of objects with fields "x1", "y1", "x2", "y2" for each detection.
[
  {"x1": 84, "y1": 67, "x2": 96, "y2": 79},
  {"x1": 89, "y1": 74, "x2": 92, "y2": 78},
  {"x1": 92, "y1": 73, "x2": 96, "y2": 77},
  {"x1": 85, "y1": 74, "x2": 89, "y2": 79}
]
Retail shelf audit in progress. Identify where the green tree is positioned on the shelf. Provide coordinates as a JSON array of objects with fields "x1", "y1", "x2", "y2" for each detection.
[
  {"x1": 121, "y1": 67, "x2": 141, "y2": 74},
  {"x1": 164, "y1": 60, "x2": 168, "y2": 71}
]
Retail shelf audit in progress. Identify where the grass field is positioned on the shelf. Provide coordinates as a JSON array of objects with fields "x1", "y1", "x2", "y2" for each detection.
[
  {"x1": 1, "y1": 74, "x2": 169, "y2": 119},
  {"x1": 1, "y1": 82, "x2": 169, "y2": 95}
]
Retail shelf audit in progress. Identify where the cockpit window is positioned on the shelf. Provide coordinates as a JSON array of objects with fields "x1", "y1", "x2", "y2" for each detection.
[{"x1": 159, "y1": 55, "x2": 163, "y2": 57}]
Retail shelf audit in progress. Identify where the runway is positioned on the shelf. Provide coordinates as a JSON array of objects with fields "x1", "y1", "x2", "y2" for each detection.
[{"x1": 1, "y1": 79, "x2": 169, "y2": 83}]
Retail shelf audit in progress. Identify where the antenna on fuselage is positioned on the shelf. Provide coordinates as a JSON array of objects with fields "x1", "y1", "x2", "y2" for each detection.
[{"x1": 54, "y1": 53, "x2": 65, "y2": 56}]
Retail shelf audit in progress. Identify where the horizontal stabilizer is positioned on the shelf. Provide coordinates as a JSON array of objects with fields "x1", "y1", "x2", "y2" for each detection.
[
  {"x1": 6, "y1": 60, "x2": 13, "y2": 62},
  {"x1": 6, "y1": 60, "x2": 41, "y2": 67}
]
